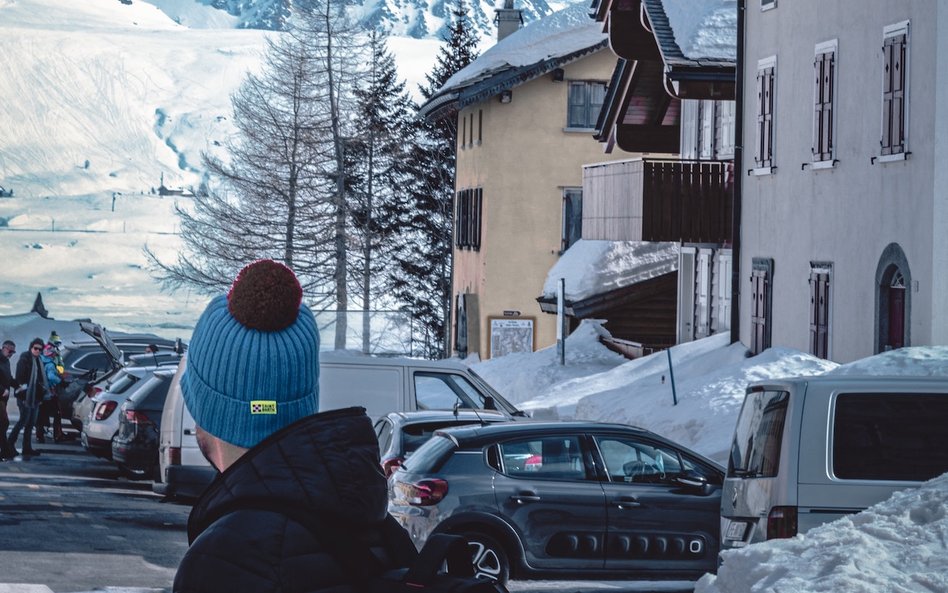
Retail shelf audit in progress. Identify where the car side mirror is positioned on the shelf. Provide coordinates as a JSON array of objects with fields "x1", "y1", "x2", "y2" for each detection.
[{"x1": 675, "y1": 471, "x2": 710, "y2": 494}]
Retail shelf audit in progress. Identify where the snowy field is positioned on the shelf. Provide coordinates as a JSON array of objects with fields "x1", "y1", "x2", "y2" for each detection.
[{"x1": 0, "y1": 0, "x2": 441, "y2": 338}]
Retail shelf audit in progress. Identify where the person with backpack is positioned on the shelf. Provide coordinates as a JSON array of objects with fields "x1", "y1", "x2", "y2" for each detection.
[{"x1": 172, "y1": 260, "x2": 416, "y2": 593}]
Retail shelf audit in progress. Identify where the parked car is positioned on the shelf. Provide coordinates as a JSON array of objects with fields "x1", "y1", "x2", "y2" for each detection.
[
  {"x1": 80, "y1": 366, "x2": 169, "y2": 459},
  {"x1": 69, "y1": 348, "x2": 184, "y2": 431},
  {"x1": 60, "y1": 322, "x2": 183, "y2": 425},
  {"x1": 112, "y1": 368, "x2": 177, "y2": 479},
  {"x1": 720, "y1": 375, "x2": 948, "y2": 551},
  {"x1": 72, "y1": 366, "x2": 152, "y2": 434},
  {"x1": 388, "y1": 421, "x2": 724, "y2": 584},
  {"x1": 375, "y1": 409, "x2": 511, "y2": 477},
  {"x1": 155, "y1": 354, "x2": 522, "y2": 500}
]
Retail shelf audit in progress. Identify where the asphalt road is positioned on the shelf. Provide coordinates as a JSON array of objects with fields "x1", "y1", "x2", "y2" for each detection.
[{"x1": 0, "y1": 435, "x2": 694, "y2": 593}]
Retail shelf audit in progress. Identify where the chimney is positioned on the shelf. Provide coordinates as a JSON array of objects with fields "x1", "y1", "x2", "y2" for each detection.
[{"x1": 494, "y1": 0, "x2": 523, "y2": 42}]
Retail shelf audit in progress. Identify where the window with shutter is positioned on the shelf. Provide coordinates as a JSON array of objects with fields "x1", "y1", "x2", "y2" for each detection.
[
  {"x1": 750, "y1": 258, "x2": 774, "y2": 355},
  {"x1": 561, "y1": 188, "x2": 583, "y2": 252},
  {"x1": 754, "y1": 57, "x2": 776, "y2": 172},
  {"x1": 567, "y1": 81, "x2": 607, "y2": 129},
  {"x1": 812, "y1": 42, "x2": 836, "y2": 163},
  {"x1": 455, "y1": 189, "x2": 483, "y2": 251},
  {"x1": 809, "y1": 264, "x2": 832, "y2": 360},
  {"x1": 881, "y1": 23, "x2": 909, "y2": 158},
  {"x1": 699, "y1": 101, "x2": 716, "y2": 160}
]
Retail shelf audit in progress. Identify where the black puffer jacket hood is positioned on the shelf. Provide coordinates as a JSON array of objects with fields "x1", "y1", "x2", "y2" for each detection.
[{"x1": 187, "y1": 406, "x2": 388, "y2": 544}]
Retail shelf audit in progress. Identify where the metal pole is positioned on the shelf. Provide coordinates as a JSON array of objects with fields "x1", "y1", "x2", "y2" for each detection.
[
  {"x1": 666, "y1": 348, "x2": 678, "y2": 406},
  {"x1": 557, "y1": 278, "x2": 566, "y2": 365}
]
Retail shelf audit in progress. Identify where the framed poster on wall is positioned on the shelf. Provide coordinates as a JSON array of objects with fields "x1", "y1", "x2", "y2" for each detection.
[{"x1": 489, "y1": 317, "x2": 535, "y2": 358}]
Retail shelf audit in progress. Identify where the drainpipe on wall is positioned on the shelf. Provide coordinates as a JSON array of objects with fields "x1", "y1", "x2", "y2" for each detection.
[{"x1": 730, "y1": 0, "x2": 745, "y2": 346}]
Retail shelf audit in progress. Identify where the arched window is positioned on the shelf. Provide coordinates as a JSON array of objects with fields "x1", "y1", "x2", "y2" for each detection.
[{"x1": 875, "y1": 244, "x2": 911, "y2": 353}]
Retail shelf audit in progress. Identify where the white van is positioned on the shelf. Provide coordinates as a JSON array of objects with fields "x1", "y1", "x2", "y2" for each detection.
[
  {"x1": 720, "y1": 375, "x2": 948, "y2": 551},
  {"x1": 154, "y1": 353, "x2": 522, "y2": 498}
]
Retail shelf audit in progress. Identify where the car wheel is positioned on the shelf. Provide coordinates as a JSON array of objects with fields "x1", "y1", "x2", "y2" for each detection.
[
  {"x1": 118, "y1": 464, "x2": 152, "y2": 481},
  {"x1": 462, "y1": 531, "x2": 510, "y2": 584}
]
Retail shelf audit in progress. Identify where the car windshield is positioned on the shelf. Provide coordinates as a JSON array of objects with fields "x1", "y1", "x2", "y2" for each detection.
[{"x1": 728, "y1": 389, "x2": 789, "y2": 478}]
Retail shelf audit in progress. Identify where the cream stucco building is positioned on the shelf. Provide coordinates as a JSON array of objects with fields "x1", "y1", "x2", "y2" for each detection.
[{"x1": 421, "y1": 3, "x2": 634, "y2": 359}]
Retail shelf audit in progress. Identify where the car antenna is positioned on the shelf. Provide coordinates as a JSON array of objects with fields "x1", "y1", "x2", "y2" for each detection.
[{"x1": 456, "y1": 398, "x2": 489, "y2": 426}]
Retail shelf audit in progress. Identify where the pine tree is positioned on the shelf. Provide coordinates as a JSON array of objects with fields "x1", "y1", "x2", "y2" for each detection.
[
  {"x1": 391, "y1": 0, "x2": 479, "y2": 358},
  {"x1": 349, "y1": 30, "x2": 417, "y2": 354}
]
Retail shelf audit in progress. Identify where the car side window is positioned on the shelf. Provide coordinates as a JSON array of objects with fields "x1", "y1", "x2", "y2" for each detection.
[
  {"x1": 415, "y1": 373, "x2": 466, "y2": 410},
  {"x1": 375, "y1": 418, "x2": 393, "y2": 454},
  {"x1": 596, "y1": 437, "x2": 683, "y2": 484},
  {"x1": 74, "y1": 352, "x2": 112, "y2": 372},
  {"x1": 499, "y1": 436, "x2": 591, "y2": 481}
]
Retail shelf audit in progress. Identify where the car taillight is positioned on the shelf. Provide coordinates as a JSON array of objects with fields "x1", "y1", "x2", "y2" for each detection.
[
  {"x1": 381, "y1": 456, "x2": 404, "y2": 477},
  {"x1": 403, "y1": 478, "x2": 449, "y2": 506},
  {"x1": 94, "y1": 400, "x2": 118, "y2": 421},
  {"x1": 124, "y1": 410, "x2": 153, "y2": 425},
  {"x1": 767, "y1": 506, "x2": 798, "y2": 539}
]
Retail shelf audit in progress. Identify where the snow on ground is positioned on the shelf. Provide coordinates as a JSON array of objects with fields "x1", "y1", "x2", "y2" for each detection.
[
  {"x1": 696, "y1": 472, "x2": 948, "y2": 593},
  {"x1": 475, "y1": 323, "x2": 837, "y2": 464}
]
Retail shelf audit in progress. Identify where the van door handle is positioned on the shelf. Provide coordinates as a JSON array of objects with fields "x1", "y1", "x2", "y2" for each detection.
[
  {"x1": 510, "y1": 492, "x2": 541, "y2": 504},
  {"x1": 615, "y1": 497, "x2": 642, "y2": 509}
]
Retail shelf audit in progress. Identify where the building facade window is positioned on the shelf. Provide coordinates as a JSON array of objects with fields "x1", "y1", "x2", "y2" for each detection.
[
  {"x1": 717, "y1": 101, "x2": 736, "y2": 158},
  {"x1": 761, "y1": 0, "x2": 776, "y2": 10},
  {"x1": 567, "y1": 81, "x2": 607, "y2": 129},
  {"x1": 754, "y1": 57, "x2": 776, "y2": 172},
  {"x1": 813, "y1": 41, "x2": 837, "y2": 164},
  {"x1": 809, "y1": 263, "x2": 832, "y2": 360},
  {"x1": 750, "y1": 257, "x2": 774, "y2": 355},
  {"x1": 698, "y1": 100, "x2": 716, "y2": 160},
  {"x1": 881, "y1": 22, "x2": 909, "y2": 158},
  {"x1": 875, "y1": 243, "x2": 911, "y2": 353},
  {"x1": 455, "y1": 188, "x2": 482, "y2": 250},
  {"x1": 561, "y1": 188, "x2": 582, "y2": 252}
]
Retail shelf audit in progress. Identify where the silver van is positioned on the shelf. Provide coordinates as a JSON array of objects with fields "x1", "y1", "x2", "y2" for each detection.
[
  {"x1": 720, "y1": 375, "x2": 948, "y2": 550},
  {"x1": 155, "y1": 353, "x2": 522, "y2": 498}
]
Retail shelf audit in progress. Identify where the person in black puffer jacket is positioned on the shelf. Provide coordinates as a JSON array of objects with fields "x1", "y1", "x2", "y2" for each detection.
[{"x1": 173, "y1": 260, "x2": 414, "y2": 593}]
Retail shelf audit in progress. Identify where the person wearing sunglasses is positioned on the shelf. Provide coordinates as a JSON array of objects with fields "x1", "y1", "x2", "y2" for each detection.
[
  {"x1": 0, "y1": 340, "x2": 15, "y2": 460},
  {"x1": 8, "y1": 337, "x2": 47, "y2": 458}
]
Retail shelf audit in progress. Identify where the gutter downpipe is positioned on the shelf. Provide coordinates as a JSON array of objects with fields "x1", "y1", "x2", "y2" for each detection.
[{"x1": 730, "y1": 0, "x2": 745, "y2": 345}]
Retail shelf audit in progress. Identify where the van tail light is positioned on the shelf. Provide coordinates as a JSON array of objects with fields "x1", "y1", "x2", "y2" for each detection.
[
  {"x1": 403, "y1": 478, "x2": 449, "y2": 506},
  {"x1": 165, "y1": 446, "x2": 181, "y2": 466},
  {"x1": 94, "y1": 400, "x2": 118, "y2": 421},
  {"x1": 767, "y1": 506, "x2": 798, "y2": 539},
  {"x1": 124, "y1": 410, "x2": 154, "y2": 426},
  {"x1": 381, "y1": 456, "x2": 404, "y2": 477}
]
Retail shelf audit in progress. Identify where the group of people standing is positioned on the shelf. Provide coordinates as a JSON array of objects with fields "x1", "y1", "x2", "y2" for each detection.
[{"x1": 0, "y1": 332, "x2": 69, "y2": 460}]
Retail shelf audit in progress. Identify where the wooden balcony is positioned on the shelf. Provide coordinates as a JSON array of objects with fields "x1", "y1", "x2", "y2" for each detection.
[{"x1": 582, "y1": 158, "x2": 733, "y2": 244}]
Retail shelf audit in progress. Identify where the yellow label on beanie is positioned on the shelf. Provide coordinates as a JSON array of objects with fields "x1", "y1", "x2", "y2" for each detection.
[{"x1": 250, "y1": 400, "x2": 278, "y2": 415}]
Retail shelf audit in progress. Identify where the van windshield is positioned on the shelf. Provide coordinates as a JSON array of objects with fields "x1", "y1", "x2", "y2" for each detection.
[{"x1": 728, "y1": 390, "x2": 789, "y2": 478}]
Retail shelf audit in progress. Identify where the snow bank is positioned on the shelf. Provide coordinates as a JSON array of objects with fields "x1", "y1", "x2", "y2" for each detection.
[
  {"x1": 696, "y1": 472, "x2": 948, "y2": 593},
  {"x1": 473, "y1": 322, "x2": 838, "y2": 464},
  {"x1": 829, "y1": 346, "x2": 948, "y2": 376},
  {"x1": 541, "y1": 240, "x2": 679, "y2": 302},
  {"x1": 659, "y1": 0, "x2": 736, "y2": 61}
]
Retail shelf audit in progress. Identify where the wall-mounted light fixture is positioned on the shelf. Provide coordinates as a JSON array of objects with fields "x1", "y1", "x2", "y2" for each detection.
[
  {"x1": 551, "y1": 68, "x2": 565, "y2": 82},
  {"x1": 499, "y1": 90, "x2": 513, "y2": 103}
]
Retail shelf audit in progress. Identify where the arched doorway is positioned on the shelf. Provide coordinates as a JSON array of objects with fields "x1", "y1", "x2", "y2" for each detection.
[{"x1": 875, "y1": 244, "x2": 911, "y2": 353}]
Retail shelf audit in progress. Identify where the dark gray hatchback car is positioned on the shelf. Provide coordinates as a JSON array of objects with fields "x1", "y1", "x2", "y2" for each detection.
[{"x1": 388, "y1": 421, "x2": 723, "y2": 584}]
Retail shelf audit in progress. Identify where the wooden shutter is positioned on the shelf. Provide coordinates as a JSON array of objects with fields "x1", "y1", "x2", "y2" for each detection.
[
  {"x1": 750, "y1": 262, "x2": 772, "y2": 355},
  {"x1": 813, "y1": 50, "x2": 835, "y2": 161},
  {"x1": 809, "y1": 270, "x2": 830, "y2": 359},
  {"x1": 473, "y1": 188, "x2": 482, "y2": 251},
  {"x1": 756, "y1": 67, "x2": 774, "y2": 167},
  {"x1": 882, "y1": 34, "x2": 906, "y2": 155}
]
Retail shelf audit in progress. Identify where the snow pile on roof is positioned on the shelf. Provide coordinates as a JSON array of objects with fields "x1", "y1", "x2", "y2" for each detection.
[
  {"x1": 473, "y1": 324, "x2": 838, "y2": 463},
  {"x1": 440, "y1": 2, "x2": 604, "y2": 94},
  {"x1": 542, "y1": 240, "x2": 679, "y2": 302},
  {"x1": 829, "y1": 346, "x2": 948, "y2": 376},
  {"x1": 696, "y1": 471, "x2": 948, "y2": 593},
  {"x1": 657, "y1": 0, "x2": 736, "y2": 61}
]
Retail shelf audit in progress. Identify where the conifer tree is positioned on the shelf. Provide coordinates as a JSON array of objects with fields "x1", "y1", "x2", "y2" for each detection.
[
  {"x1": 349, "y1": 30, "x2": 417, "y2": 354},
  {"x1": 391, "y1": 0, "x2": 479, "y2": 358}
]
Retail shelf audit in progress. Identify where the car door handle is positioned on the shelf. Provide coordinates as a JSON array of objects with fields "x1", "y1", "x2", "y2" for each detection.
[
  {"x1": 510, "y1": 492, "x2": 541, "y2": 504},
  {"x1": 615, "y1": 497, "x2": 642, "y2": 509}
]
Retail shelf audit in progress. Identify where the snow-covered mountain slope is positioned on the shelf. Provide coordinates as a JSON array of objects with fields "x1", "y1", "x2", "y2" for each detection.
[
  {"x1": 0, "y1": 0, "x2": 266, "y2": 198},
  {"x1": 144, "y1": 0, "x2": 579, "y2": 39}
]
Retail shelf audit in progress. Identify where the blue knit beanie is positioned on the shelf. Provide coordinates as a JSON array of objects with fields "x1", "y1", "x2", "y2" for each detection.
[{"x1": 182, "y1": 260, "x2": 319, "y2": 448}]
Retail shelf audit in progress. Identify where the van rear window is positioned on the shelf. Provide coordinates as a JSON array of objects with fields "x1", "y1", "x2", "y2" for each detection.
[
  {"x1": 833, "y1": 393, "x2": 948, "y2": 481},
  {"x1": 728, "y1": 390, "x2": 789, "y2": 478}
]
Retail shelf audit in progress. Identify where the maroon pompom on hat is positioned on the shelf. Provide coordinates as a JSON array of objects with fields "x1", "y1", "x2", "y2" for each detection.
[{"x1": 226, "y1": 259, "x2": 303, "y2": 331}]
